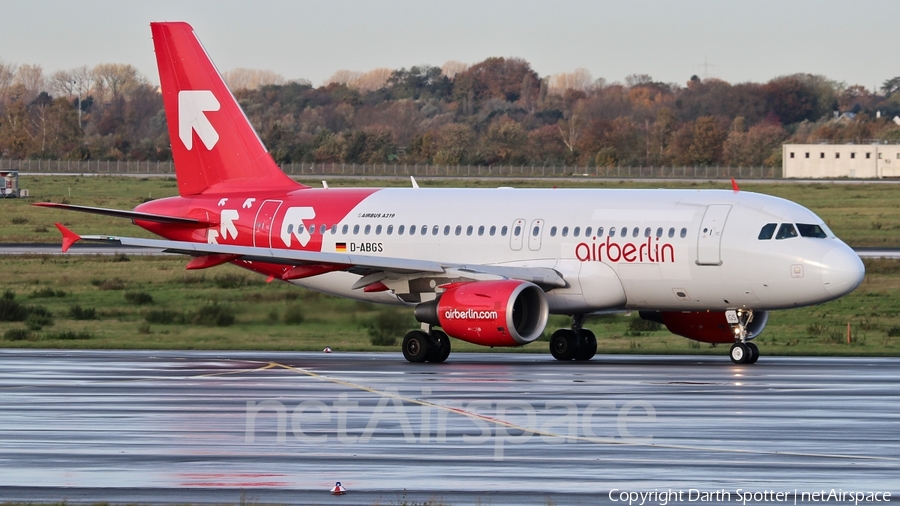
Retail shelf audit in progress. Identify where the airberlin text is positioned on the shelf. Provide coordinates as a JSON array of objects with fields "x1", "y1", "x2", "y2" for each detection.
[
  {"x1": 443, "y1": 309, "x2": 499, "y2": 321},
  {"x1": 576, "y1": 236, "x2": 674, "y2": 263}
]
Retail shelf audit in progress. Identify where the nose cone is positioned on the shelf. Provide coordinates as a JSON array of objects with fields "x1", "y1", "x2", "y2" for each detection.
[{"x1": 821, "y1": 245, "x2": 865, "y2": 297}]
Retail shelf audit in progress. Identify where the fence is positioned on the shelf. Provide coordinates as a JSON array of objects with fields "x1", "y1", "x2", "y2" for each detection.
[{"x1": 0, "y1": 159, "x2": 782, "y2": 179}]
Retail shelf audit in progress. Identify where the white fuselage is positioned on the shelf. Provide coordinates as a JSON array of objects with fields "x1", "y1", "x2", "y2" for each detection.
[{"x1": 289, "y1": 188, "x2": 864, "y2": 314}]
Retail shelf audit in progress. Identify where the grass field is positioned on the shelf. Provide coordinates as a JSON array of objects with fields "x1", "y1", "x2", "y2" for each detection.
[{"x1": 1, "y1": 176, "x2": 898, "y2": 356}]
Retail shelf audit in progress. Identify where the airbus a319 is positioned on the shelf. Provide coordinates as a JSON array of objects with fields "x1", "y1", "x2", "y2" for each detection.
[{"x1": 39, "y1": 22, "x2": 865, "y2": 364}]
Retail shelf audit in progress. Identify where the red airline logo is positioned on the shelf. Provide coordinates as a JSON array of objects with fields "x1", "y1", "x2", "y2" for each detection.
[{"x1": 575, "y1": 236, "x2": 675, "y2": 263}]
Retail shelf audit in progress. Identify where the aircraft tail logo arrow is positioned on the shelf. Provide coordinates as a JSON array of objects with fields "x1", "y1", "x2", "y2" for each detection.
[{"x1": 178, "y1": 90, "x2": 220, "y2": 150}]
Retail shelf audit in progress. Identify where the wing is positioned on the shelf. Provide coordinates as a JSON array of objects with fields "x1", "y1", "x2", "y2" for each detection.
[{"x1": 54, "y1": 224, "x2": 567, "y2": 294}]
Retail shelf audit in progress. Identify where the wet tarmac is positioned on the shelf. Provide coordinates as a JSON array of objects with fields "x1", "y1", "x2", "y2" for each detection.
[{"x1": 0, "y1": 350, "x2": 897, "y2": 505}]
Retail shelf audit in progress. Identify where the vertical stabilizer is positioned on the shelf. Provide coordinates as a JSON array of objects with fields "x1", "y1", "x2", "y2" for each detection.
[{"x1": 151, "y1": 22, "x2": 303, "y2": 196}]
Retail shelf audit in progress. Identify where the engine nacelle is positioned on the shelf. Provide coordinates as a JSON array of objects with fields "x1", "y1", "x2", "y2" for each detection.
[
  {"x1": 415, "y1": 280, "x2": 549, "y2": 347},
  {"x1": 639, "y1": 310, "x2": 769, "y2": 344}
]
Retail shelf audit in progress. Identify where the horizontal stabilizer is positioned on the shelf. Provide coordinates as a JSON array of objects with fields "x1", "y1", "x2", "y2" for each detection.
[{"x1": 34, "y1": 202, "x2": 207, "y2": 225}]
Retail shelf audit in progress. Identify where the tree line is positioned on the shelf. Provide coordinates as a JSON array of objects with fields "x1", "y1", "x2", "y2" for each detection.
[{"x1": 2, "y1": 57, "x2": 900, "y2": 167}]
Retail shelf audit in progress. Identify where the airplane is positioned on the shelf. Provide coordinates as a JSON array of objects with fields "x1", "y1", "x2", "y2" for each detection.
[{"x1": 37, "y1": 22, "x2": 865, "y2": 365}]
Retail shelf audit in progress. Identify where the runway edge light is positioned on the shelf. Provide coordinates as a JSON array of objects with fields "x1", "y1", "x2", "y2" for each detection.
[
  {"x1": 323, "y1": 346, "x2": 332, "y2": 353},
  {"x1": 331, "y1": 481, "x2": 346, "y2": 494}
]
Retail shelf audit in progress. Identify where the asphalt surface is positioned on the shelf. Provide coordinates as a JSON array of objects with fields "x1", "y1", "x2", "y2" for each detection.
[{"x1": 0, "y1": 350, "x2": 897, "y2": 505}]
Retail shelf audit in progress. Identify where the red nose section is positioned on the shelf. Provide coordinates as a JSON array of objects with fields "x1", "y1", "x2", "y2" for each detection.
[{"x1": 150, "y1": 22, "x2": 302, "y2": 196}]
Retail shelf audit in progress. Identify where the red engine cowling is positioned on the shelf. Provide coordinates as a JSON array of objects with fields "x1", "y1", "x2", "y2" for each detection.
[
  {"x1": 415, "y1": 280, "x2": 549, "y2": 347},
  {"x1": 640, "y1": 310, "x2": 769, "y2": 343}
]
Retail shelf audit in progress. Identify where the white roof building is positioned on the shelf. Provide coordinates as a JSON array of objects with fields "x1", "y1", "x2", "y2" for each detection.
[{"x1": 783, "y1": 143, "x2": 900, "y2": 178}]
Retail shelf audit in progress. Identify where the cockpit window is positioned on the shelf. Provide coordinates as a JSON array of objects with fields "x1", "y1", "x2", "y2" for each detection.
[
  {"x1": 758, "y1": 223, "x2": 776, "y2": 240},
  {"x1": 796, "y1": 223, "x2": 828, "y2": 238},
  {"x1": 775, "y1": 223, "x2": 798, "y2": 240}
]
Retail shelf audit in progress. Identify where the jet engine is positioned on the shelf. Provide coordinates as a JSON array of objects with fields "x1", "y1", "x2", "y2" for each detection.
[
  {"x1": 639, "y1": 310, "x2": 769, "y2": 343},
  {"x1": 415, "y1": 280, "x2": 549, "y2": 347}
]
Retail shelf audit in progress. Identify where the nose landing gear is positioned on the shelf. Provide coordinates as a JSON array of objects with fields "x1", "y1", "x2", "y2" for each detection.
[{"x1": 728, "y1": 309, "x2": 759, "y2": 364}]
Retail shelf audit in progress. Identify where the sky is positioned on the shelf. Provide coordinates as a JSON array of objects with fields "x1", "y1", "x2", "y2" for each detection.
[{"x1": 1, "y1": 0, "x2": 897, "y2": 90}]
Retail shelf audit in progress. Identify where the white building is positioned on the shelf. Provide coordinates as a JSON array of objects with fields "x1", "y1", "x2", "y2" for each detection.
[{"x1": 783, "y1": 143, "x2": 900, "y2": 178}]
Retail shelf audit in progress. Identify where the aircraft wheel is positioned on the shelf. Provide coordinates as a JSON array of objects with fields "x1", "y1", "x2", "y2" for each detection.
[
  {"x1": 427, "y1": 330, "x2": 451, "y2": 363},
  {"x1": 550, "y1": 329, "x2": 578, "y2": 361},
  {"x1": 574, "y1": 329, "x2": 597, "y2": 361},
  {"x1": 403, "y1": 330, "x2": 432, "y2": 363},
  {"x1": 745, "y1": 342, "x2": 759, "y2": 364},
  {"x1": 729, "y1": 342, "x2": 750, "y2": 364}
]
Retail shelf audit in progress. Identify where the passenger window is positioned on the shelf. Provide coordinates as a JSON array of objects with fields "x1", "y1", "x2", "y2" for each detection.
[
  {"x1": 478, "y1": 225, "x2": 484, "y2": 236},
  {"x1": 386, "y1": 225, "x2": 393, "y2": 235},
  {"x1": 758, "y1": 223, "x2": 776, "y2": 240},
  {"x1": 561, "y1": 226, "x2": 569, "y2": 237},
  {"x1": 308, "y1": 224, "x2": 316, "y2": 235},
  {"x1": 467, "y1": 225, "x2": 473, "y2": 236},
  {"x1": 287, "y1": 224, "x2": 294, "y2": 235},
  {"x1": 421, "y1": 225, "x2": 427, "y2": 235},
  {"x1": 444, "y1": 225, "x2": 450, "y2": 236},
  {"x1": 364, "y1": 225, "x2": 371, "y2": 235},
  {"x1": 353, "y1": 224, "x2": 360, "y2": 235},
  {"x1": 490, "y1": 226, "x2": 496, "y2": 236},
  {"x1": 775, "y1": 223, "x2": 798, "y2": 240},
  {"x1": 656, "y1": 227, "x2": 663, "y2": 238},
  {"x1": 644, "y1": 227, "x2": 651, "y2": 238},
  {"x1": 632, "y1": 228, "x2": 639, "y2": 238},
  {"x1": 342, "y1": 224, "x2": 349, "y2": 235},
  {"x1": 375, "y1": 225, "x2": 382, "y2": 235},
  {"x1": 320, "y1": 224, "x2": 327, "y2": 235},
  {"x1": 680, "y1": 227, "x2": 687, "y2": 238},
  {"x1": 621, "y1": 227, "x2": 628, "y2": 238},
  {"x1": 514, "y1": 225, "x2": 522, "y2": 236},
  {"x1": 432, "y1": 226, "x2": 438, "y2": 236},
  {"x1": 331, "y1": 224, "x2": 338, "y2": 235},
  {"x1": 550, "y1": 226, "x2": 557, "y2": 237},
  {"x1": 398, "y1": 225, "x2": 405, "y2": 235},
  {"x1": 609, "y1": 227, "x2": 616, "y2": 237},
  {"x1": 501, "y1": 226, "x2": 508, "y2": 236},
  {"x1": 532, "y1": 226, "x2": 540, "y2": 237},
  {"x1": 455, "y1": 225, "x2": 462, "y2": 236},
  {"x1": 597, "y1": 227, "x2": 604, "y2": 237},
  {"x1": 796, "y1": 224, "x2": 827, "y2": 238},
  {"x1": 668, "y1": 227, "x2": 674, "y2": 238},
  {"x1": 573, "y1": 226, "x2": 580, "y2": 237},
  {"x1": 585, "y1": 226, "x2": 592, "y2": 237}
]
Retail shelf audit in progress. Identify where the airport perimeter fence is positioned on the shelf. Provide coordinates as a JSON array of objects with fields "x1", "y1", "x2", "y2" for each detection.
[{"x1": 1, "y1": 159, "x2": 783, "y2": 179}]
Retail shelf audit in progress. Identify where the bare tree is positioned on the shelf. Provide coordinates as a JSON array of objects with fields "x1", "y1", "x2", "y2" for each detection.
[
  {"x1": 92, "y1": 63, "x2": 146, "y2": 101},
  {"x1": 0, "y1": 60, "x2": 17, "y2": 102},
  {"x1": 13, "y1": 64, "x2": 44, "y2": 102},
  {"x1": 325, "y1": 70, "x2": 363, "y2": 87},
  {"x1": 353, "y1": 68, "x2": 392, "y2": 92},
  {"x1": 548, "y1": 68, "x2": 593, "y2": 95},
  {"x1": 222, "y1": 68, "x2": 286, "y2": 91},
  {"x1": 440, "y1": 61, "x2": 468, "y2": 79}
]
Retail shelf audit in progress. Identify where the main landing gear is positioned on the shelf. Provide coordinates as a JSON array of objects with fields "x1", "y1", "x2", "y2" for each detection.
[
  {"x1": 728, "y1": 309, "x2": 759, "y2": 365},
  {"x1": 402, "y1": 326, "x2": 451, "y2": 363},
  {"x1": 549, "y1": 314, "x2": 597, "y2": 361}
]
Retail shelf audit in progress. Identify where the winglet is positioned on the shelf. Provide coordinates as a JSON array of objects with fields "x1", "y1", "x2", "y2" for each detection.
[
  {"x1": 410, "y1": 176, "x2": 419, "y2": 189},
  {"x1": 55, "y1": 223, "x2": 81, "y2": 253},
  {"x1": 731, "y1": 178, "x2": 740, "y2": 193}
]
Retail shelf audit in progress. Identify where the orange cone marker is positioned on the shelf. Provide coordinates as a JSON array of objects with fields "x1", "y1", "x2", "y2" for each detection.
[{"x1": 330, "y1": 481, "x2": 346, "y2": 494}]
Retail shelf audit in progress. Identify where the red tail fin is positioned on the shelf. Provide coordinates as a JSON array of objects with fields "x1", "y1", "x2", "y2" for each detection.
[{"x1": 151, "y1": 22, "x2": 303, "y2": 196}]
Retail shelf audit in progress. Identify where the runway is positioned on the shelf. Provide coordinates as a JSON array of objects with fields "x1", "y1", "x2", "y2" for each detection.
[{"x1": 0, "y1": 350, "x2": 897, "y2": 505}]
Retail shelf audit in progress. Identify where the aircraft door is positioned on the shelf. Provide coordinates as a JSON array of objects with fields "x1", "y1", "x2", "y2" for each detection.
[
  {"x1": 696, "y1": 204, "x2": 731, "y2": 265},
  {"x1": 509, "y1": 219, "x2": 525, "y2": 251},
  {"x1": 528, "y1": 219, "x2": 544, "y2": 251},
  {"x1": 253, "y1": 200, "x2": 282, "y2": 247}
]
